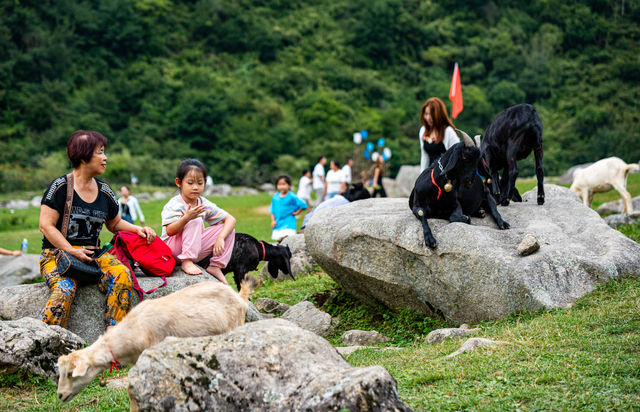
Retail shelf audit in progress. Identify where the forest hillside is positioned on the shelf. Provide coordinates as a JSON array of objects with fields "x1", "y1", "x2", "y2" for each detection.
[{"x1": 1, "y1": 0, "x2": 639, "y2": 191}]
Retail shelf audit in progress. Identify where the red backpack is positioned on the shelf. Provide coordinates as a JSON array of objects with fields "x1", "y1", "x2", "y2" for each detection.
[{"x1": 108, "y1": 231, "x2": 176, "y2": 299}]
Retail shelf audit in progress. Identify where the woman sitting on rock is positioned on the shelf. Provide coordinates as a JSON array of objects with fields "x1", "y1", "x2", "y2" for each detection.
[{"x1": 38, "y1": 130, "x2": 156, "y2": 328}]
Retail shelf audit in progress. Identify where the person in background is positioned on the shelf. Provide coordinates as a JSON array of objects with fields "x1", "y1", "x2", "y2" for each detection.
[
  {"x1": 419, "y1": 97, "x2": 460, "y2": 172},
  {"x1": 118, "y1": 185, "x2": 145, "y2": 226},
  {"x1": 325, "y1": 160, "x2": 347, "y2": 199},
  {"x1": 297, "y1": 169, "x2": 313, "y2": 208},
  {"x1": 270, "y1": 174, "x2": 308, "y2": 242},
  {"x1": 342, "y1": 158, "x2": 353, "y2": 184},
  {"x1": 372, "y1": 156, "x2": 387, "y2": 198},
  {"x1": 0, "y1": 247, "x2": 21, "y2": 256},
  {"x1": 312, "y1": 156, "x2": 327, "y2": 204},
  {"x1": 301, "y1": 183, "x2": 371, "y2": 230}
]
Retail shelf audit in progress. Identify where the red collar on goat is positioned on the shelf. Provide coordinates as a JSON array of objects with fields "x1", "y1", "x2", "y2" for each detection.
[
  {"x1": 105, "y1": 342, "x2": 121, "y2": 373},
  {"x1": 431, "y1": 169, "x2": 443, "y2": 200},
  {"x1": 258, "y1": 241, "x2": 266, "y2": 261}
]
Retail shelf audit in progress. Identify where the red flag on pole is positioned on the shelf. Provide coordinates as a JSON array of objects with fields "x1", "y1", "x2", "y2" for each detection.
[{"x1": 449, "y1": 62, "x2": 463, "y2": 119}]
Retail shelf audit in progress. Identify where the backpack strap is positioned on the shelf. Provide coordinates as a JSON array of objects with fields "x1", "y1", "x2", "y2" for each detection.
[
  {"x1": 60, "y1": 173, "x2": 74, "y2": 240},
  {"x1": 111, "y1": 232, "x2": 166, "y2": 301}
]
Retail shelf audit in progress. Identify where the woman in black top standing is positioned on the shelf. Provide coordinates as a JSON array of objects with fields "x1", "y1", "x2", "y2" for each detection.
[
  {"x1": 371, "y1": 156, "x2": 387, "y2": 198},
  {"x1": 39, "y1": 130, "x2": 156, "y2": 328},
  {"x1": 419, "y1": 97, "x2": 460, "y2": 172}
]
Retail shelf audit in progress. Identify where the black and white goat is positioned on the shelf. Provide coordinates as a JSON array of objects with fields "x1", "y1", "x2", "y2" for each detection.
[
  {"x1": 480, "y1": 103, "x2": 544, "y2": 206},
  {"x1": 409, "y1": 132, "x2": 509, "y2": 249},
  {"x1": 199, "y1": 233, "x2": 292, "y2": 291}
]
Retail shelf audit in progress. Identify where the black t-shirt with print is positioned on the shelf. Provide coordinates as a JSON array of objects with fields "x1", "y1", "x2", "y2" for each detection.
[{"x1": 41, "y1": 175, "x2": 119, "y2": 249}]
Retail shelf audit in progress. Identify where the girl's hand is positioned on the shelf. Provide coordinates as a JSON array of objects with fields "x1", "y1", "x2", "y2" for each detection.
[
  {"x1": 135, "y1": 226, "x2": 157, "y2": 244},
  {"x1": 212, "y1": 238, "x2": 225, "y2": 256},
  {"x1": 184, "y1": 204, "x2": 206, "y2": 221},
  {"x1": 69, "y1": 248, "x2": 94, "y2": 263},
  {"x1": 271, "y1": 220, "x2": 276, "y2": 229}
]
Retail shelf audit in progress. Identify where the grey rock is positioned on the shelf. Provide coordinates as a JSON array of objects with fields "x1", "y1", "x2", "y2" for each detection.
[
  {"x1": 426, "y1": 327, "x2": 481, "y2": 344},
  {"x1": 128, "y1": 319, "x2": 411, "y2": 411},
  {"x1": 446, "y1": 338, "x2": 508, "y2": 358},
  {"x1": 305, "y1": 184, "x2": 640, "y2": 324},
  {"x1": 604, "y1": 211, "x2": 640, "y2": 228},
  {"x1": 597, "y1": 196, "x2": 640, "y2": 216},
  {"x1": 30, "y1": 196, "x2": 42, "y2": 207},
  {"x1": 0, "y1": 265, "x2": 261, "y2": 343},
  {"x1": 259, "y1": 183, "x2": 276, "y2": 192},
  {"x1": 204, "y1": 184, "x2": 232, "y2": 197},
  {"x1": 4, "y1": 199, "x2": 30, "y2": 210},
  {"x1": 233, "y1": 187, "x2": 259, "y2": 196},
  {"x1": 253, "y1": 298, "x2": 290, "y2": 315},
  {"x1": 0, "y1": 317, "x2": 85, "y2": 380},
  {"x1": 0, "y1": 254, "x2": 41, "y2": 287},
  {"x1": 106, "y1": 377, "x2": 128, "y2": 390},
  {"x1": 394, "y1": 165, "x2": 421, "y2": 198},
  {"x1": 152, "y1": 191, "x2": 170, "y2": 200},
  {"x1": 335, "y1": 345, "x2": 367, "y2": 356},
  {"x1": 518, "y1": 234, "x2": 540, "y2": 256},
  {"x1": 281, "y1": 301, "x2": 333, "y2": 337},
  {"x1": 382, "y1": 177, "x2": 405, "y2": 198},
  {"x1": 556, "y1": 163, "x2": 593, "y2": 185},
  {"x1": 341, "y1": 330, "x2": 390, "y2": 345},
  {"x1": 260, "y1": 234, "x2": 315, "y2": 281}
]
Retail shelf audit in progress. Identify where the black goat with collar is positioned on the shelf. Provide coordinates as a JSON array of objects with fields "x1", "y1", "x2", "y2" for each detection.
[
  {"x1": 198, "y1": 233, "x2": 292, "y2": 291},
  {"x1": 409, "y1": 135, "x2": 509, "y2": 249},
  {"x1": 480, "y1": 103, "x2": 544, "y2": 206}
]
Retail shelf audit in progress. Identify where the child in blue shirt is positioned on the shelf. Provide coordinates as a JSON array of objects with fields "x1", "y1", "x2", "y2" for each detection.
[{"x1": 270, "y1": 174, "x2": 308, "y2": 242}]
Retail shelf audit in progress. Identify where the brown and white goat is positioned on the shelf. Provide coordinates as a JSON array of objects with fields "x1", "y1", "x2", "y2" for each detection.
[
  {"x1": 570, "y1": 157, "x2": 639, "y2": 213},
  {"x1": 56, "y1": 277, "x2": 255, "y2": 403}
]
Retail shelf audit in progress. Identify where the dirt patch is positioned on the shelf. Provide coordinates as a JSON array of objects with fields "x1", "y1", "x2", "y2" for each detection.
[{"x1": 253, "y1": 205, "x2": 271, "y2": 215}]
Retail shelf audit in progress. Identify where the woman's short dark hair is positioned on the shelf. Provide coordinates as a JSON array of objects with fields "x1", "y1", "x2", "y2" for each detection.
[
  {"x1": 176, "y1": 159, "x2": 208, "y2": 181},
  {"x1": 67, "y1": 130, "x2": 108, "y2": 168},
  {"x1": 317, "y1": 156, "x2": 325, "y2": 163},
  {"x1": 275, "y1": 174, "x2": 292, "y2": 186}
]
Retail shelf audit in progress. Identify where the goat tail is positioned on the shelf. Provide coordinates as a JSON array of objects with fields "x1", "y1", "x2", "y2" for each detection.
[
  {"x1": 238, "y1": 274, "x2": 257, "y2": 302},
  {"x1": 625, "y1": 163, "x2": 640, "y2": 175}
]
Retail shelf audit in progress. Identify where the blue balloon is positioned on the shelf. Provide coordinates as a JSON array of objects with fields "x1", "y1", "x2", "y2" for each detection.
[
  {"x1": 366, "y1": 142, "x2": 374, "y2": 152},
  {"x1": 361, "y1": 129, "x2": 368, "y2": 139},
  {"x1": 382, "y1": 152, "x2": 389, "y2": 161},
  {"x1": 377, "y1": 137, "x2": 385, "y2": 147},
  {"x1": 363, "y1": 149, "x2": 371, "y2": 160}
]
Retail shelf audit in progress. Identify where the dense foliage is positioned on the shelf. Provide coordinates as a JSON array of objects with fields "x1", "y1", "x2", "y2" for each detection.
[{"x1": 1, "y1": 0, "x2": 639, "y2": 191}]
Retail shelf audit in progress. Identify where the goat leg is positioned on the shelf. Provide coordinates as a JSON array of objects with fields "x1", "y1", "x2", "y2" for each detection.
[
  {"x1": 534, "y1": 145, "x2": 545, "y2": 205},
  {"x1": 412, "y1": 205, "x2": 437, "y2": 249},
  {"x1": 449, "y1": 201, "x2": 471, "y2": 224},
  {"x1": 483, "y1": 153, "x2": 502, "y2": 201},
  {"x1": 483, "y1": 187, "x2": 510, "y2": 229},
  {"x1": 504, "y1": 146, "x2": 519, "y2": 206}
]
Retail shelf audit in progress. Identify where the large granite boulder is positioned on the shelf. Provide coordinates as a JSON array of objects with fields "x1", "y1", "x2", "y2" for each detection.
[
  {"x1": 394, "y1": 165, "x2": 421, "y2": 197},
  {"x1": 0, "y1": 317, "x2": 85, "y2": 380},
  {"x1": 280, "y1": 301, "x2": 333, "y2": 337},
  {"x1": 0, "y1": 266, "x2": 261, "y2": 343},
  {"x1": 0, "y1": 254, "x2": 41, "y2": 287},
  {"x1": 304, "y1": 184, "x2": 640, "y2": 324},
  {"x1": 597, "y1": 196, "x2": 640, "y2": 216},
  {"x1": 128, "y1": 319, "x2": 412, "y2": 411},
  {"x1": 259, "y1": 234, "x2": 315, "y2": 281}
]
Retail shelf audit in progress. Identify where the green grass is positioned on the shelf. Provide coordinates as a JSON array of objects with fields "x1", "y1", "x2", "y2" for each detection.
[{"x1": 1, "y1": 178, "x2": 640, "y2": 410}]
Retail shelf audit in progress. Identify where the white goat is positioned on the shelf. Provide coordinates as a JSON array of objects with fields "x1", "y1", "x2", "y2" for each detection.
[
  {"x1": 570, "y1": 157, "x2": 639, "y2": 213},
  {"x1": 56, "y1": 278, "x2": 255, "y2": 403}
]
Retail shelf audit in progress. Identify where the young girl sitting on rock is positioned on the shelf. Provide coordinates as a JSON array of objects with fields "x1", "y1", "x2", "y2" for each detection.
[
  {"x1": 270, "y1": 174, "x2": 308, "y2": 242},
  {"x1": 161, "y1": 159, "x2": 235, "y2": 284}
]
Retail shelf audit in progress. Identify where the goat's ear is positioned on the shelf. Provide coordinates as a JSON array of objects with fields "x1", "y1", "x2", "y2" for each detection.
[
  {"x1": 285, "y1": 246, "x2": 292, "y2": 259},
  {"x1": 72, "y1": 360, "x2": 88, "y2": 378},
  {"x1": 267, "y1": 261, "x2": 281, "y2": 279},
  {"x1": 442, "y1": 144, "x2": 462, "y2": 175}
]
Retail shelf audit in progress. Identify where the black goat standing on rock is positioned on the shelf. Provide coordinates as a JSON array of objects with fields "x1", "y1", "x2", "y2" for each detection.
[
  {"x1": 409, "y1": 131, "x2": 509, "y2": 249},
  {"x1": 480, "y1": 103, "x2": 545, "y2": 206}
]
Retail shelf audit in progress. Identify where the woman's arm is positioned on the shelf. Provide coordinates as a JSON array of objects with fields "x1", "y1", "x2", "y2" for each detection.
[
  {"x1": 270, "y1": 213, "x2": 276, "y2": 229},
  {"x1": 130, "y1": 197, "x2": 145, "y2": 225},
  {"x1": 373, "y1": 168, "x2": 381, "y2": 188},
  {"x1": 444, "y1": 126, "x2": 461, "y2": 150},
  {"x1": 106, "y1": 215, "x2": 156, "y2": 243},
  {"x1": 39, "y1": 205, "x2": 95, "y2": 262},
  {"x1": 212, "y1": 215, "x2": 236, "y2": 256}
]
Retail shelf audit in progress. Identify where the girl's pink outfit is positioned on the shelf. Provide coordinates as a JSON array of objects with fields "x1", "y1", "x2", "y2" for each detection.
[{"x1": 161, "y1": 194, "x2": 235, "y2": 268}]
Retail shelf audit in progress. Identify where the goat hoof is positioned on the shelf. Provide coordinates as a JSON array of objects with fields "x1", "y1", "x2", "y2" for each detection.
[
  {"x1": 501, "y1": 221, "x2": 510, "y2": 230},
  {"x1": 537, "y1": 195, "x2": 545, "y2": 205},
  {"x1": 500, "y1": 199, "x2": 510, "y2": 206},
  {"x1": 425, "y1": 236, "x2": 437, "y2": 249}
]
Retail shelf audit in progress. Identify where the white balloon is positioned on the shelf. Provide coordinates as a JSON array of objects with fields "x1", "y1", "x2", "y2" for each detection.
[
  {"x1": 383, "y1": 147, "x2": 392, "y2": 159},
  {"x1": 371, "y1": 151, "x2": 380, "y2": 162},
  {"x1": 353, "y1": 132, "x2": 362, "y2": 144}
]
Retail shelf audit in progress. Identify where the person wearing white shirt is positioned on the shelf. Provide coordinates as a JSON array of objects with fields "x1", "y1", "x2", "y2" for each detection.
[
  {"x1": 312, "y1": 156, "x2": 327, "y2": 204},
  {"x1": 341, "y1": 158, "x2": 353, "y2": 184},
  {"x1": 325, "y1": 160, "x2": 347, "y2": 199},
  {"x1": 118, "y1": 185, "x2": 146, "y2": 225},
  {"x1": 419, "y1": 97, "x2": 461, "y2": 172},
  {"x1": 297, "y1": 169, "x2": 313, "y2": 208}
]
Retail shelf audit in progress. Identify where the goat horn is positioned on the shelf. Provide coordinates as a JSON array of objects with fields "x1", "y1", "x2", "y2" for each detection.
[{"x1": 459, "y1": 130, "x2": 475, "y2": 147}]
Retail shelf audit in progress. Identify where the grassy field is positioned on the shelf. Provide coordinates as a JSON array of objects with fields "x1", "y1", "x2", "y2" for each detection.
[{"x1": 1, "y1": 176, "x2": 639, "y2": 410}]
